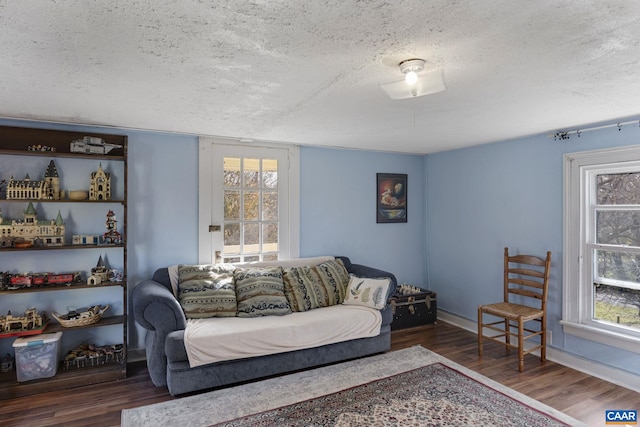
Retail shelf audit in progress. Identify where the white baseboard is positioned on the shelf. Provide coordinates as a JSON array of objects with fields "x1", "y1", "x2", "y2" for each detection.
[{"x1": 438, "y1": 310, "x2": 640, "y2": 393}]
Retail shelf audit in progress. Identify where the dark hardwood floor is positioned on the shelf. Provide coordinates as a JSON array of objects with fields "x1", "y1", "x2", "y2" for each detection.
[{"x1": 1, "y1": 321, "x2": 638, "y2": 426}]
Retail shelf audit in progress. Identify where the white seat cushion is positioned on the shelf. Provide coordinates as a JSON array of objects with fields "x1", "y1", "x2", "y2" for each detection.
[{"x1": 184, "y1": 304, "x2": 381, "y2": 368}]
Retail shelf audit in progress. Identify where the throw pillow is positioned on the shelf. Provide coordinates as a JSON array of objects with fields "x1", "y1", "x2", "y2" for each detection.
[
  {"x1": 343, "y1": 275, "x2": 391, "y2": 310},
  {"x1": 283, "y1": 259, "x2": 350, "y2": 311},
  {"x1": 234, "y1": 267, "x2": 292, "y2": 317},
  {"x1": 177, "y1": 264, "x2": 237, "y2": 318},
  {"x1": 282, "y1": 265, "x2": 322, "y2": 312},
  {"x1": 168, "y1": 264, "x2": 179, "y2": 297},
  {"x1": 312, "y1": 258, "x2": 350, "y2": 305}
]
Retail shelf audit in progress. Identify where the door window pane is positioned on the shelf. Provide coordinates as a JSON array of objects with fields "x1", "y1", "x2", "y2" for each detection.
[
  {"x1": 243, "y1": 191, "x2": 259, "y2": 221},
  {"x1": 263, "y1": 223, "x2": 278, "y2": 253},
  {"x1": 224, "y1": 190, "x2": 240, "y2": 221},
  {"x1": 262, "y1": 191, "x2": 278, "y2": 221},
  {"x1": 222, "y1": 155, "x2": 280, "y2": 262},
  {"x1": 263, "y1": 159, "x2": 278, "y2": 189},
  {"x1": 243, "y1": 223, "x2": 259, "y2": 254},
  {"x1": 224, "y1": 223, "x2": 240, "y2": 254},
  {"x1": 224, "y1": 157, "x2": 241, "y2": 187},
  {"x1": 243, "y1": 158, "x2": 260, "y2": 188}
]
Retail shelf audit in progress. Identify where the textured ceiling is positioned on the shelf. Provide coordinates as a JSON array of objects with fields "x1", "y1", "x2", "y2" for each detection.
[{"x1": 1, "y1": 1, "x2": 639, "y2": 154}]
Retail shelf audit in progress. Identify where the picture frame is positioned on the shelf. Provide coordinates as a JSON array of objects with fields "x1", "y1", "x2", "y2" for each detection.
[{"x1": 376, "y1": 173, "x2": 407, "y2": 223}]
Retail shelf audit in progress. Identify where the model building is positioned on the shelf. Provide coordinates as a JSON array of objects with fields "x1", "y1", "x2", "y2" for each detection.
[
  {"x1": 89, "y1": 163, "x2": 111, "y2": 201},
  {"x1": 5, "y1": 160, "x2": 64, "y2": 200},
  {"x1": 0, "y1": 203, "x2": 65, "y2": 246}
]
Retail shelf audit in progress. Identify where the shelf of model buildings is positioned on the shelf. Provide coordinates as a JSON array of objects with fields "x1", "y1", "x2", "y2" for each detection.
[
  {"x1": 0, "y1": 125, "x2": 127, "y2": 399},
  {"x1": 0, "y1": 127, "x2": 126, "y2": 160},
  {"x1": 0, "y1": 203, "x2": 125, "y2": 252}
]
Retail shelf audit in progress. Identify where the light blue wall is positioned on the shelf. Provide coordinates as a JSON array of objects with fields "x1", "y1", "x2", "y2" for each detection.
[
  {"x1": 426, "y1": 124, "x2": 640, "y2": 375},
  {"x1": 0, "y1": 119, "x2": 428, "y2": 354},
  {"x1": 5, "y1": 115, "x2": 636, "y2": 376},
  {"x1": 300, "y1": 146, "x2": 426, "y2": 285},
  {"x1": 126, "y1": 129, "x2": 199, "y2": 349}
]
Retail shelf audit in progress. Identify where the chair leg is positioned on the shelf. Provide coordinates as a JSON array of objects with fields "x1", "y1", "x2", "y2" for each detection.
[
  {"x1": 504, "y1": 319, "x2": 510, "y2": 352},
  {"x1": 540, "y1": 315, "x2": 547, "y2": 364},
  {"x1": 518, "y1": 317, "x2": 524, "y2": 372},
  {"x1": 477, "y1": 306, "x2": 483, "y2": 356}
]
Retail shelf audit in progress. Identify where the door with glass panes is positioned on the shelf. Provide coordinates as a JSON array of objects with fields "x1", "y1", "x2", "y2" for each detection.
[{"x1": 208, "y1": 144, "x2": 291, "y2": 263}]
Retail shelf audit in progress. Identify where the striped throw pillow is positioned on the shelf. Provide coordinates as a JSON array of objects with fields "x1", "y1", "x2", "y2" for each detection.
[
  {"x1": 234, "y1": 267, "x2": 292, "y2": 317},
  {"x1": 177, "y1": 264, "x2": 237, "y2": 318}
]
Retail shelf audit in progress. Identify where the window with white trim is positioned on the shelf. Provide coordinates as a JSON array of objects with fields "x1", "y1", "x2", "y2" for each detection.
[{"x1": 562, "y1": 145, "x2": 640, "y2": 353}]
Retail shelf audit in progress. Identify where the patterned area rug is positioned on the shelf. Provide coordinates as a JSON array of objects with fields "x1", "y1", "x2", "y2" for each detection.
[{"x1": 121, "y1": 346, "x2": 585, "y2": 427}]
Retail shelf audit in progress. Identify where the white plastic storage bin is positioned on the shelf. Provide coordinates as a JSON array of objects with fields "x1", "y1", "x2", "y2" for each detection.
[{"x1": 12, "y1": 332, "x2": 63, "y2": 382}]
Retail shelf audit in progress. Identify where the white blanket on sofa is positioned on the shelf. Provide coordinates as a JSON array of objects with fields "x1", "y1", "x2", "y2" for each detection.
[{"x1": 183, "y1": 304, "x2": 382, "y2": 368}]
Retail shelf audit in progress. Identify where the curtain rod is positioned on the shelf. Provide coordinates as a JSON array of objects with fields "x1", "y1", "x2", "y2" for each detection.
[{"x1": 549, "y1": 119, "x2": 640, "y2": 140}]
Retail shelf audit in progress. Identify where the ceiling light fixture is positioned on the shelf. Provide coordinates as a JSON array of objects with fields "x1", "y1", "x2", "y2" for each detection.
[
  {"x1": 400, "y1": 59, "x2": 424, "y2": 85},
  {"x1": 405, "y1": 70, "x2": 418, "y2": 85},
  {"x1": 380, "y1": 58, "x2": 446, "y2": 100}
]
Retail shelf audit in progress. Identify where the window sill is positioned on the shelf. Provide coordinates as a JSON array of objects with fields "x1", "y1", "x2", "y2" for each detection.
[{"x1": 561, "y1": 320, "x2": 640, "y2": 354}]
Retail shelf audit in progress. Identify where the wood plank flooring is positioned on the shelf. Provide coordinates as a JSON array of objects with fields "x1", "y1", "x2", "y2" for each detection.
[
  {"x1": 393, "y1": 322, "x2": 640, "y2": 427},
  {"x1": 1, "y1": 321, "x2": 638, "y2": 426}
]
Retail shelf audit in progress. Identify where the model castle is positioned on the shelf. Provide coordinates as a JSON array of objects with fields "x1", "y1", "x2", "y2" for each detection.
[
  {"x1": 2, "y1": 160, "x2": 111, "y2": 202},
  {"x1": 0, "y1": 308, "x2": 45, "y2": 333},
  {"x1": 0, "y1": 203, "x2": 65, "y2": 247},
  {"x1": 89, "y1": 163, "x2": 111, "y2": 201},
  {"x1": 6, "y1": 160, "x2": 64, "y2": 200},
  {"x1": 88, "y1": 255, "x2": 109, "y2": 285}
]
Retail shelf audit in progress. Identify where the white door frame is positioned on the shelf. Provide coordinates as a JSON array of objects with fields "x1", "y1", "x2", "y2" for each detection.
[{"x1": 198, "y1": 137, "x2": 300, "y2": 264}]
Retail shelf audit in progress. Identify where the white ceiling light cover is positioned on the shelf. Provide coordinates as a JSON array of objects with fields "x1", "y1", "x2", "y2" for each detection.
[{"x1": 380, "y1": 68, "x2": 446, "y2": 100}]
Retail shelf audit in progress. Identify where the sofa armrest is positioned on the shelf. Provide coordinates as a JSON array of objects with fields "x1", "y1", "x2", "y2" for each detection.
[
  {"x1": 133, "y1": 279, "x2": 187, "y2": 332},
  {"x1": 132, "y1": 279, "x2": 187, "y2": 387}
]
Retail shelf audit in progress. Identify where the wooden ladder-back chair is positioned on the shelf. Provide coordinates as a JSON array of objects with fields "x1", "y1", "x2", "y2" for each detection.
[{"x1": 478, "y1": 247, "x2": 552, "y2": 372}]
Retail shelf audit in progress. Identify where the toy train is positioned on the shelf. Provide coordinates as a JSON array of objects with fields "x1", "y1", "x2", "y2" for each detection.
[{"x1": 1, "y1": 272, "x2": 83, "y2": 290}]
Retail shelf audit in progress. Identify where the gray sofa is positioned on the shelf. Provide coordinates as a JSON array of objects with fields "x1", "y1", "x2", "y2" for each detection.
[{"x1": 132, "y1": 256, "x2": 397, "y2": 396}]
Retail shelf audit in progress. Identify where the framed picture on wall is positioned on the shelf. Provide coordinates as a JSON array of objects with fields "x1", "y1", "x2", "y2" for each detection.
[{"x1": 376, "y1": 173, "x2": 407, "y2": 223}]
